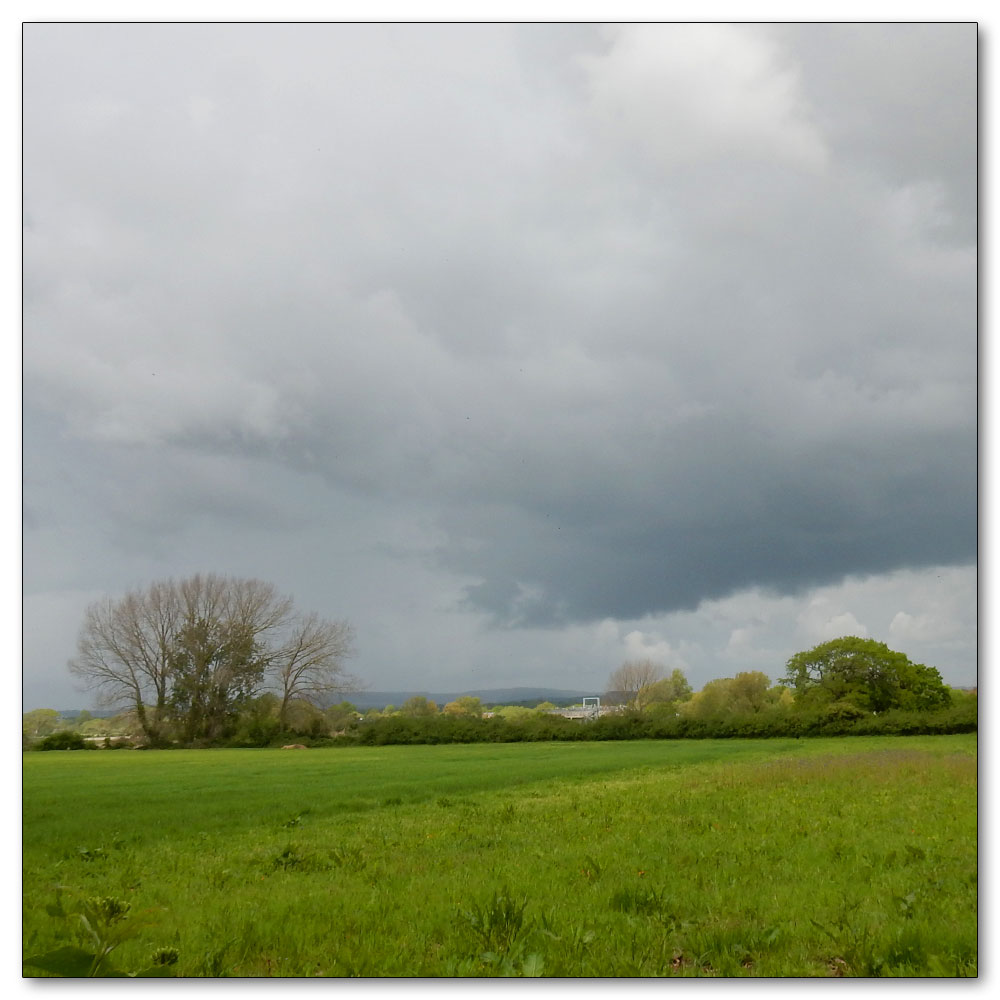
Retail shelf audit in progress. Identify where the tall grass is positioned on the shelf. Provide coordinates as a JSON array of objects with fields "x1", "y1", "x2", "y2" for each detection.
[{"x1": 23, "y1": 735, "x2": 977, "y2": 977}]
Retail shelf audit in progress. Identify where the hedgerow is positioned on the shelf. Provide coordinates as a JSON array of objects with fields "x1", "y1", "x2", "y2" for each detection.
[{"x1": 314, "y1": 698, "x2": 976, "y2": 748}]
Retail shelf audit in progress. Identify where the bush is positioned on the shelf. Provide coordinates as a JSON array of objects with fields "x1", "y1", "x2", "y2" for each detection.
[
  {"x1": 589, "y1": 711, "x2": 646, "y2": 741},
  {"x1": 231, "y1": 717, "x2": 285, "y2": 748},
  {"x1": 823, "y1": 700, "x2": 869, "y2": 725},
  {"x1": 36, "y1": 731, "x2": 88, "y2": 751}
]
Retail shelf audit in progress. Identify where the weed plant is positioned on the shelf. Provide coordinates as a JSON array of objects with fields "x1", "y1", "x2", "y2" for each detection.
[{"x1": 23, "y1": 735, "x2": 977, "y2": 977}]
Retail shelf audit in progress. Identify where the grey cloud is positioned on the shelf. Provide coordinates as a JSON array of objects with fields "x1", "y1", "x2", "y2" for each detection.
[
  {"x1": 23, "y1": 24, "x2": 975, "y2": 691},
  {"x1": 778, "y1": 23, "x2": 976, "y2": 241},
  {"x1": 439, "y1": 410, "x2": 974, "y2": 627}
]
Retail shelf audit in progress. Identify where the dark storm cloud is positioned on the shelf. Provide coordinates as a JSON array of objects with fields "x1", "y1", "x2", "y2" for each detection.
[
  {"x1": 443, "y1": 408, "x2": 975, "y2": 626},
  {"x1": 23, "y1": 23, "x2": 975, "y2": 642}
]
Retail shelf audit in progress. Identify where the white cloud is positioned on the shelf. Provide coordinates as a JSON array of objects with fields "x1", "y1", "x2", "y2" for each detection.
[
  {"x1": 889, "y1": 610, "x2": 961, "y2": 645},
  {"x1": 796, "y1": 597, "x2": 868, "y2": 643},
  {"x1": 621, "y1": 629, "x2": 689, "y2": 671},
  {"x1": 726, "y1": 625, "x2": 759, "y2": 651},
  {"x1": 590, "y1": 563, "x2": 976, "y2": 692},
  {"x1": 595, "y1": 618, "x2": 620, "y2": 644},
  {"x1": 826, "y1": 612, "x2": 869, "y2": 640},
  {"x1": 582, "y1": 23, "x2": 827, "y2": 169}
]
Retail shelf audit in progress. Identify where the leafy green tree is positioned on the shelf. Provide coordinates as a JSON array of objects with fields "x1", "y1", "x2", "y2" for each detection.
[
  {"x1": 947, "y1": 687, "x2": 977, "y2": 709},
  {"x1": 231, "y1": 693, "x2": 283, "y2": 746},
  {"x1": 22, "y1": 708, "x2": 63, "y2": 739},
  {"x1": 169, "y1": 615, "x2": 265, "y2": 742},
  {"x1": 400, "y1": 696, "x2": 438, "y2": 717},
  {"x1": 783, "y1": 636, "x2": 951, "y2": 713},
  {"x1": 679, "y1": 678, "x2": 734, "y2": 720},
  {"x1": 727, "y1": 671, "x2": 772, "y2": 713},
  {"x1": 642, "y1": 669, "x2": 693, "y2": 711},
  {"x1": 678, "y1": 672, "x2": 773, "y2": 720},
  {"x1": 443, "y1": 696, "x2": 483, "y2": 717},
  {"x1": 325, "y1": 700, "x2": 360, "y2": 731},
  {"x1": 495, "y1": 705, "x2": 533, "y2": 723},
  {"x1": 893, "y1": 657, "x2": 956, "y2": 711},
  {"x1": 281, "y1": 698, "x2": 327, "y2": 735},
  {"x1": 767, "y1": 685, "x2": 796, "y2": 711}
]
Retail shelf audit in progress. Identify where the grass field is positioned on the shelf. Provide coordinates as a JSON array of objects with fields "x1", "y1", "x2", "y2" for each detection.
[{"x1": 22, "y1": 734, "x2": 977, "y2": 977}]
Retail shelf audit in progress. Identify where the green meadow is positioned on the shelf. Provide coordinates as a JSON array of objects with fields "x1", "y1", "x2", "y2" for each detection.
[{"x1": 22, "y1": 734, "x2": 977, "y2": 977}]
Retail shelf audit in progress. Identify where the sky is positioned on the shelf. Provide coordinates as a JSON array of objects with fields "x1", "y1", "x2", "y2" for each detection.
[{"x1": 21, "y1": 21, "x2": 978, "y2": 711}]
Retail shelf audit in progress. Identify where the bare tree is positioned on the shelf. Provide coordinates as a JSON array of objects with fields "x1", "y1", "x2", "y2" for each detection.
[
  {"x1": 70, "y1": 582, "x2": 181, "y2": 742},
  {"x1": 270, "y1": 613, "x2": 358, "y2": 726},
  {"x1": 218, "y1": 575, "x2": 293, "y2": 645},
  {"x1": 69, "y1": 574, "x2": 356, "y2": 744},
  {"x1": 605, "y1": 659, "x2": 664, "y2": 709}
]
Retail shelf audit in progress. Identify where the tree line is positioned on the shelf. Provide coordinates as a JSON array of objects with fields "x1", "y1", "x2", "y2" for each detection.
[
  {"x1": 31, "y1": 573, "x2": 974, "y2": 749},
  {"x1": 324, "y1": 638, "x2": 974, "y2": 746},
  {"x1": 603, "y1": 636, "x2": 957, "y2": 719}
]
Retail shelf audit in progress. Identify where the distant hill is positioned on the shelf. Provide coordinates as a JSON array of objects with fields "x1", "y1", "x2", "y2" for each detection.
[
  {"x1": 348, "y1": 687, "x2": 596, "y2": 710},
  {"x1": 42, "y1": 687, "x2": 599, "y2": 717}
]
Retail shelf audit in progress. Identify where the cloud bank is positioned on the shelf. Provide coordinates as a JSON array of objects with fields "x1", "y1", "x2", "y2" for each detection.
[{"x1": 23, "y1": 23, "x2": 976, "y2": 706}]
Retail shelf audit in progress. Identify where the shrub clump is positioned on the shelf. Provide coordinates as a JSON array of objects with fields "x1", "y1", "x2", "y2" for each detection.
[{"x1": 35, "y1": 731, "x2": 89, "y2": 751}]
